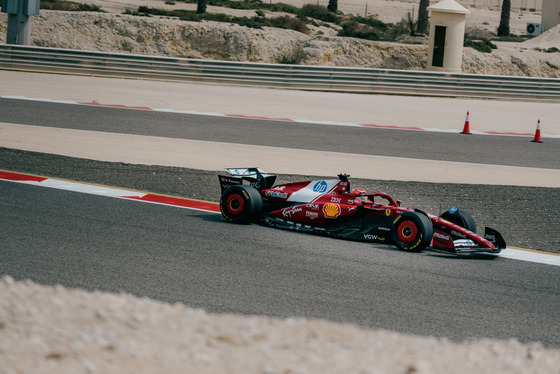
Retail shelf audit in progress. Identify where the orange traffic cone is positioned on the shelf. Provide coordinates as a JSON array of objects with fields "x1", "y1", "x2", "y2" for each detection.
[
  {"x1": 461, "y1": 111, "x2": 471, "y2": 134},
  {"x1": 532, "y1": 119, "x2": 543, "y2": 143}
]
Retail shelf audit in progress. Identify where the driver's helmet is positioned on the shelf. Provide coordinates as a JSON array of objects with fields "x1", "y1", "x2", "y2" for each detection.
[
  {"x1": 351, "y1": 188, "x2": 372, "y2": 204},
  {"x1": 351, "y1": 188, "x2": 367, "y2": 196}
]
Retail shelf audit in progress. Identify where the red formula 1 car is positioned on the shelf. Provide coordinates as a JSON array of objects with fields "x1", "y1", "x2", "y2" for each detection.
[{"x1": 218, "y1": 168, "x2": 506, "y2": 254}]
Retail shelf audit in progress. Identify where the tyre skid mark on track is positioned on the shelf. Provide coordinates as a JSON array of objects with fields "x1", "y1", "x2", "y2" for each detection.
[
  {"x1": 2, "y1": 169, "x2": 559, "y2": 266},
  {"x1": 2, "y1": 95, "x2": 560, "y2": 139}
]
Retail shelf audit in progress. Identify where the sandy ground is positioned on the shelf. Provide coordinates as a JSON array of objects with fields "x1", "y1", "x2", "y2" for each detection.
[
  {"x1": 2, "y1": 275, "x2": 560, "y2": 374},
  {"x1": 85, "y1": 0, "x2": 542, "y2": 36}
]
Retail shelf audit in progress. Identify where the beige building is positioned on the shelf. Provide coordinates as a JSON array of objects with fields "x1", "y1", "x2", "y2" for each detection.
[
  {"x1": 542, "y1": 0, "x2": 560, "y2": 31},
  {"x1": 449, "y1": 0, "x2": 542, "y2": 11},
  {"x1": 426, "y1": 0, "x2": 470, "y2": 73}
]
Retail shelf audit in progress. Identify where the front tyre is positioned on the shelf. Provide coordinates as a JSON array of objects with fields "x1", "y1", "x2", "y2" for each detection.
[
  {"x1": 440, "y1": 207, "x2": 476, "y2": 233},
  {"x1": 220, "y1": 185, "x2": 263, "y2": 224},
  {"x1": 391, "y1": 211, "x2": 433, "y2": 252}
]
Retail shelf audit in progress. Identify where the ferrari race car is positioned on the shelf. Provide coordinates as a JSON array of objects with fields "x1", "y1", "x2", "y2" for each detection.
[{"x1": 218, "y1": 168, "x2": 506, "y2": 254}]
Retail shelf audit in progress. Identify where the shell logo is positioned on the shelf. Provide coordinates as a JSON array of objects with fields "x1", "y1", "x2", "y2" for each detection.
[{"x1": 323, "y1": 203, "x2": 341, "y2": 218}]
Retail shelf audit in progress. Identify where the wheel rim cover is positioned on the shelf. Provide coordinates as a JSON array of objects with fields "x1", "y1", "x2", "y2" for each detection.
[
  {"x1": 225, "y1": 194, "x2": 244, "y2": 215},
  {"x1": 398, "y1": 220, "x2": 418, "y2": 244}
]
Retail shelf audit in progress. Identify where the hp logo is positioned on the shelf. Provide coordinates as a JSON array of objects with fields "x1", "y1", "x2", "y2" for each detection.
[{"x1": 313, "y1": 181, "x2": 328, "y2": 193}]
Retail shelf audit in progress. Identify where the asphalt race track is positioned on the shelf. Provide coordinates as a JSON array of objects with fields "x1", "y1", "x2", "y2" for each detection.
[
  {"x1": 1, "y1": 98, "x2": 559, "y2": 169},
  {"x1": 1, "y1": 180, "x2": 559, "y2": 347},
  {"x1": 1, "y1": 96, "x2": 559, "y2": 349}
]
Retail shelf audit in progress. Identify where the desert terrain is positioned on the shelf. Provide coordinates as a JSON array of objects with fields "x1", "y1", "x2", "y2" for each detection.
[{"x1": 1, "y1": 0, "x2": 559, "y2": 76}]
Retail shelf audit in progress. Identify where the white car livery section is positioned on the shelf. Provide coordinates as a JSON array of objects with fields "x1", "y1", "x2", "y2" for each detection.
[{"x1": 287, "y1": 179, "x2": 342, "y2": 203}]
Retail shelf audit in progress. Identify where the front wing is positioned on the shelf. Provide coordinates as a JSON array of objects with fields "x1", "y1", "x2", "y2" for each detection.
[{"x1": 431, "y1": 218, "x2": 506, "y2": 254}]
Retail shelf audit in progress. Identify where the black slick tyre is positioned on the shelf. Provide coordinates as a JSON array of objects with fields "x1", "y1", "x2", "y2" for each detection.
[
  {"x1": 440, "y1": 207, "x2": 476, "y2": 233},
  {"x1": 391, "y1": 211, "x2": 433, "y2": 252},
  {"x1": 220, "y1": 185, "x2": 263, "y2": 224}
]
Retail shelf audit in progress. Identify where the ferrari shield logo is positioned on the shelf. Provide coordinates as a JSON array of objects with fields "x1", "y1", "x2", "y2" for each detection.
[{"x1": 385, "y1": 209, "x2": 391, "y2": 216}]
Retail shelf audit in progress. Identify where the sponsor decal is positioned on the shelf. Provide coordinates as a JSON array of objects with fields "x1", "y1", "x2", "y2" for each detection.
[
  {"x1": 347, "y1": 199, "x2": 355, "y2": 205},
  {"x1": 306, "y1": 204, "x2": 320, "y2": 210},
  {"x1": 451, "y1": 230, "x2": 467, "y2": 239},
  {"x1": 323, "y1": 203, "x2": 341, "y2": 218},
  {"x1": 306, "y1": 211, "x2": 319, "y2": 219},
  {"x1": 379, "y1": 227, "x2": 391, "y2": 232},
  {"x1": 265, "y1": 190, "x2": 288, "y2": 199},
  {"x1": 364, "y1": 234, "x2": 385, "y2": 241},
  {"x1": 220, "y1": 177, "x2": 239, "y2": 185},
  {"x1": 282, "y1": 206, "x2": 303, "y2": 218},
  {"x1": 313, "y1": 181, "x2": 328, "y2": 193},
  {"x1": 385, "y1": 209, "x2": 391, "y2": 216},
  {"x1": 433, "y1": 232, "x2": 451, "y2": 241},
  {"x1": 331, "y1": 197, "x2": 342, "y2": 203},
  {"x1": 272, "y1": 186, "x2": 285, "y2": 190},
  {"x1": 448, "y1": 207, "x2": 458, "y2": 214},
  {"x1": 485, "y1": 234, "x2": 496, "y2": 241}
]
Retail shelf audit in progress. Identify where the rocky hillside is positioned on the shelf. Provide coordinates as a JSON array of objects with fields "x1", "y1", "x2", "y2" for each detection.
[{"x1": 1, "y1": 10, "x2": 559, "y2": 77}]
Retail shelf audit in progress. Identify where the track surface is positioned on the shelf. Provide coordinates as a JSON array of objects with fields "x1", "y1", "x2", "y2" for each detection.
[
  {"x1": 2, "y1": 181, "x2": 559, "y2": 347},
  {"x1": 1, "y1": 98, "x2": 559, "y2": 169}
]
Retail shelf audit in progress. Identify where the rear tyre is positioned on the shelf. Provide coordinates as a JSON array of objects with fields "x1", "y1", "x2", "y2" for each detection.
[
  {"x1": 391, "y1": 211, "x2": 433, "y2": 252},
  {"x1": 220, "y1": 185, "x2": 263, "y2": 224},
  {"x1": 440, "y1": 207, "x2": 476, "y2": 233}
]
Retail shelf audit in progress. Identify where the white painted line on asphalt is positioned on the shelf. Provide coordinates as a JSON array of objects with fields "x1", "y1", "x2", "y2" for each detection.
[
  {"x1": 498, "y1": 248, "x2": 560, "y2": 267},
  {"x1": 39, "y1": 178, "x2": 147, "y2": 198}
]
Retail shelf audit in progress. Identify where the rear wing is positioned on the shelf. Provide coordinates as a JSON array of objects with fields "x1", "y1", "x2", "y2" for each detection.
[{"x1": 218, "y1": 168, "x2": 277, "y2": 193}]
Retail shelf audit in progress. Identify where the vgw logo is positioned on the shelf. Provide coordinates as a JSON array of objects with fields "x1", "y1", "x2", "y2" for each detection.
[{"x1": 313, "y1": 181, "x2": 328, "y2": 193}]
